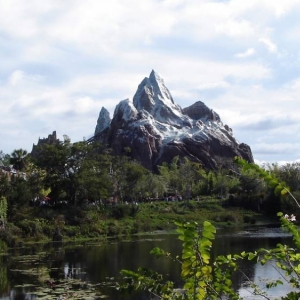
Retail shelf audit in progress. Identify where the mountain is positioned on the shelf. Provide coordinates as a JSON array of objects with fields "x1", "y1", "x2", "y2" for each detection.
[{"x1": 93, "y1": 70, "x2": 253, "y2": 171}]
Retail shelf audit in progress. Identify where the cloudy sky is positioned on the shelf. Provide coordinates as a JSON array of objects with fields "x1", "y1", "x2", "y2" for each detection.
[{"x1": 1, "y1": 0, "x2": 300, "y2": 164}]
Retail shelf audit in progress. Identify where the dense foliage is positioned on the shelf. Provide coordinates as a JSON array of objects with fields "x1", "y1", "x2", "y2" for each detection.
[{"x1": 0, "y1": 138, "x2": 299, "y2": 240}]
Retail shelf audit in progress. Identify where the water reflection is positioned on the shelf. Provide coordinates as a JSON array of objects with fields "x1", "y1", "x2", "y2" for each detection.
[
  {"x1": 214, "y1": 225, "x2": 294, "y2": 299},
  {"x1": 239, "y1": 259, "x2": 296, "y2": 299},
  {"x1": 0, "y1": 225, "x2": 295, "y2": 299}
]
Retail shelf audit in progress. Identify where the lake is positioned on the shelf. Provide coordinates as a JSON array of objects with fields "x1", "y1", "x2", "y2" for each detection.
[{"x1": 0, "y1": 224, "x2": 295, "y2": 299}]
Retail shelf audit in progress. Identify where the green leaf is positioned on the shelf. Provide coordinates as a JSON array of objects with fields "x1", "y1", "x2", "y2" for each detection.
[
  {"x1": 201, "y1": 265, "x2": 212, "y2": 275},
  {"x1": 150, "y1": 247, "x2": 165, "y2": 258},
  {"x1": 182, "y1": 251, "x2": 194, "y2": 259},
  {"x1": 184, "y1": 281, "x2": 194, "y2": 290},
  {"x1": 182, "y1": 260, "x2": 192, "y2": 271},
  {"x1": 203, "y1": 221, "x2": 216, "y2": 233},
  {"x1": 269, "y1": 179, "x2": 279, "y2": 188},
  {"x1": 201, "y1": 253, "x2": 210, "y2": 264},
  {"x1": 202, "y1": 231, "x2": 215, "y2": 240},
  {"x1": 274, "y1": 184, "x2": 284, "y2": 196},
  {"x1": 248, "y1": 252, "x2": 257, "y2": 260},
  {"x1": 281, "y1": 187, "x2": 290, "y2": 195},
  {"x1": 200, "y1": 239, "x2": 212, "y2": 248}
]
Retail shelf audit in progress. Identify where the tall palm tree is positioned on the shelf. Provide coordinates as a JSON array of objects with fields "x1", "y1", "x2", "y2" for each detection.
[{"x1": 10, "y1": 148, "x2": 28, "y2": 171}]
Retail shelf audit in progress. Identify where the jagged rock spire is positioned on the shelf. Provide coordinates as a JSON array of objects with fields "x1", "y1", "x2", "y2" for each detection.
[{"x1": 94, "y1": 107, "x2": 111, "y2": 135}]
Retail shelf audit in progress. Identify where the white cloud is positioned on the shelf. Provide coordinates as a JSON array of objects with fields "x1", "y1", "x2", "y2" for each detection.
[
  {"x1": 253, "y1": 142, "x2": 300, "y2": 155},
  {"x1": 8, "y1": 70, "x2": 43, "y2": 87},
  {"x1": 196, "y1": 81, "x2": 230, "y2": 90},
  {"x1": 74, "y1": 96, "x2": 99, "y2": 114},
  {"x1": 0, "y1": 0, "x2": 300, "y2": 165},
  {"x1": 215, "y1": 19, "x2": 254, "y2": 37},
  {"x1": 259, "y1": 37, "x2": 278, "y2": 53},
  {"x1": 235, "y1": 48, "x2": 256, "y2": 58},
  {"x1": 9, "y1": 70, "x2": 25, "y2": 86}
]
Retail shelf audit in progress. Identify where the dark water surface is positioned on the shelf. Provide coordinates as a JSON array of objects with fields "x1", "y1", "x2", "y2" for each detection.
[{"x1": 0, "y1": 225, "x2": 294, "y2": 299}]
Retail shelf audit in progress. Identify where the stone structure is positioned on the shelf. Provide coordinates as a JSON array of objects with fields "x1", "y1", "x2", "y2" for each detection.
[{"x1": 31, "y1": 131, "x2": 59, "y2": 158}]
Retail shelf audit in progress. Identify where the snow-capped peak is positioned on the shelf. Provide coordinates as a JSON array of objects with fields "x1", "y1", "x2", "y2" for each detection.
[
  {"x1": 148, "y1": 70, "x2": 175, "y2": 105},
  {"x1": 133, "y1": 70, "x2": 186, "y2": 127}
]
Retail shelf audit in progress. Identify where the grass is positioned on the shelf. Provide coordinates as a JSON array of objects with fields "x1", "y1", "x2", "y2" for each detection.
[{"x1": 1, "y1": 199, "x2": 270, "y2": 245}]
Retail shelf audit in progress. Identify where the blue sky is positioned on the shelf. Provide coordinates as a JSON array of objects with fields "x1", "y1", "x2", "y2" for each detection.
[{"x1": 1, "y1": 0, "x2": 300, "y2": 164}]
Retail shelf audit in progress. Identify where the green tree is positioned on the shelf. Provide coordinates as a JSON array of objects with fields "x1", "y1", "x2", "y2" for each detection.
[
  {"x1": 76, "y1": 146, "x2": 113, "y2": 204},
  {"x1": 122, "y1": 160, "x2": 149, "y2": 202},
  {"x1": 0, "y1": 172, "x2": 10, "y2": 198},
  {"x1": 224, "y1": 160, "x2": 268, "y2": 211},
  {"x1": 25, "y1": 162, "x2": 49, "y2": 202},
  {"x1": 140, "y1": 172, "x2": 168, "y2": 200},
  {"x1": 0, "y1": 151, "x2": 10, "y2": 166},
  {"x1": 213, "y1": 168, "x2": 241, "y2": 197},
  {"x1": 265, "y1": 162, "x2": 300, "y2": 212},
  {"x1": 110, "y1": 156, "x2": 148, "y2": 203},
  {"x1": 157, "y1": 162, "x2": 172, "y2": 192},
  {"x1": 8, "y1": 177, "x2": 33, "y2": 219},
  {"x1": 275, "y1": 162, "x2": 300, "y2": 192},
  {"x1": 235, "y1": 157, "x2": 300, "y2": 213},
  {"x1": 206, "y1": 171, "x2": 216, "y2": 195},
  {"x1": 10, "y1": 148, "x2": 28, "y2": 171},
  {"x1": 158, "y1": 157, "x2": 182, "y2": 198},
  {"x1": 32, "y1": 139, "x2": 73, "y2": 204},
  {"x1": 158, "y1": 157, "x2": 205, "y2": 200},
  {"x1": 110, "y1": 155, "x2": 127, "y2": 203},
  {"x1": 176, "y1": 157, "x2": 205, "y2": 202},
  {"x1": 0, "y1": 196, "x2": 7, "y2": 228}
]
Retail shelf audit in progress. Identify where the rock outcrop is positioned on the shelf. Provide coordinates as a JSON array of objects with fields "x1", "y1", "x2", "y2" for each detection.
[
  {"x1": 95, "y1": 107, "x2": 111, "y2": 135},
  {"x1": 94, "y1": 70, "x2": 254, "y2": 171}
]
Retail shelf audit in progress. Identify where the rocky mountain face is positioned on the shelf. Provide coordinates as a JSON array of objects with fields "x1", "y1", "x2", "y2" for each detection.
[{"x1": 94, "y1": 70, "x2": 253, "y2": 171}]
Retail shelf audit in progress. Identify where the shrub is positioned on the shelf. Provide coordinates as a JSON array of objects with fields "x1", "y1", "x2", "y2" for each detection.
[
  {"x1": 108, "y1": 204, "x2": 139, "y2": 219},
  {"x1": 17, "y1": 219, "x2": 43, "y2": 237},
  {"x1": 107, "y1": 220, "x2": 121, "y2": 236},
  {"x1": 212, "y1": 211, "x2": 242, "y2": 224},
  {"x1": 243, "y1": 215, "x2": 256, "y2": 224}
]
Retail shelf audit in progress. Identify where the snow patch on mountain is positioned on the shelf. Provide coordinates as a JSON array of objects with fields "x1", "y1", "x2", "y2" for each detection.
[
  {"x1": 114, "y1": 98, "x2": 138, "y2": 122},
  {"x1": 133, "y1": 70, "x2": 191, "y2": 128}
]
